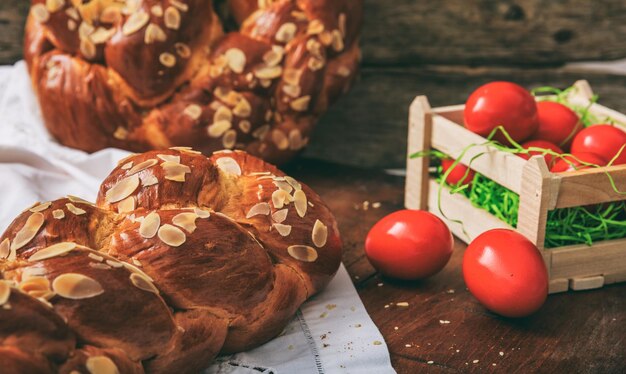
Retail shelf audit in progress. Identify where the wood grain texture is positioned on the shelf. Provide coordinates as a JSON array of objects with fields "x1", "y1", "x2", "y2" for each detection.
[
  {"x1": 306, "y1": 67, "x2": 626, "y2": 168},
  {"x1": 361, "y1": 0, "x2": 626, "y2": 66},
  {"x1": 286, "y1": 159, "x2": 626, "y2": 374},
  {"x1": 289, "y1": 160, "x2": 626, "y2": 374},
  {"x1": 0, "y1": 0, "x2": 28, "y2": 64},
  {"x1": 4, "y1": 1, "x2": 626, "y2": 65}
]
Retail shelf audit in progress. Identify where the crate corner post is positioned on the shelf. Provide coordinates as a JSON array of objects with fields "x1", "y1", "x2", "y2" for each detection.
[{"x1": 405, "y1": 96, "x2": 433, "y2": 210}]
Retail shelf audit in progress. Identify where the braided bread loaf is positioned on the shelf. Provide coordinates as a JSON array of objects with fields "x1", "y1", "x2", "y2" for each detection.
[
  {"x1": 24, "y1": 0, "x2": 363, "y2": 165},
  {"x1": 0, "y1": 148, "x2": 341, "y2": 373}
]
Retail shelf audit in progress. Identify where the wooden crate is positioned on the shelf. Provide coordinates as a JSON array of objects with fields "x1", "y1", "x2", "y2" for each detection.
[{"x1": 405, "y1": 80, "x2": 626, "y2": 294}]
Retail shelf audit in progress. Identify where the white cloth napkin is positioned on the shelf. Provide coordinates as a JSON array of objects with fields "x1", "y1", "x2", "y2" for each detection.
[{"x1": 0, "y1": 62, "x2": 395, "y2": 374}]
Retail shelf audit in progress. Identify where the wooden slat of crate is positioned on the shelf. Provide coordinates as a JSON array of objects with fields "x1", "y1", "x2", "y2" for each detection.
[
  {"x1": 431, "y1": 111, "x2": 527, "y2": 193},
  {"x1": 550, "y1": 239, "x2": 626, "y2": 280},
  {"x1": 426, "y1": 179, "x2": 513, "y2": 244},
  {"x1": 555, "y1": 165, "x2": 626, "y2": 208}
]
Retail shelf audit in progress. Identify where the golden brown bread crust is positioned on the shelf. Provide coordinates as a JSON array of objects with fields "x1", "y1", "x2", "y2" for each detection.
[
  {"x1": 24, "y1": 0, "x2": 363, "y2": 165},
  {"x1": 0, "y1": 149, "x2": 341, "y2": 373}
]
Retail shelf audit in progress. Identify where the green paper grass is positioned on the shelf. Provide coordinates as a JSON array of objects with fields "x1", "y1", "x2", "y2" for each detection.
[{"x1": 437, "y1": 169, "x2": 626, "y2": 248}]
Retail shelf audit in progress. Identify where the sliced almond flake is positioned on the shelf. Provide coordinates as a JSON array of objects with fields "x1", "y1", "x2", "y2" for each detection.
[
  {"x1": 122, "y1": 11, "x2": 149, "y2": 36},
  {"x1": 250, "y1": 171, "x2": 272, "y2": 176},
  {"x1": 339, "y1": 13, "x2": 347, "y2": 37},
  {"x1": 66, "y1": 203, "x2": 86, "y2": 216},
  {"x1": 285, "y1": 176, "x2": 302, "y2": 190},
  {"x1": 222, "y1": 129, "x2": 237, "y2": 149},
  {"x1": 30, "y1": 202, "x2": 52, "y2": 212},
  {"x1": 257, "y1": 175, "x2": 274, "y2": 181},
  {"x1": 172, "y1": 212, "x2": 198, "y2": 233},
  {"x1": 157, "y1": 154, "x2": 180, "y2": 163},
  {"x1": 308, "y1": 57, "x2": 325, "y2": 71},
  {"x1": 65, "y1": 7, "x2": 79, "y2": 20},
  {"x1": 128, "y1": 159, "x2": 158, "y2": 175},
  {"x1": 129, "y1": 273, "x2": 159, "y2": 294},
  {"x1": 80, "y1": 39, "x2": 97, "y2": 59},
  {"x1": 232, "y1": 98, "x2": 252, "y2": 118},
  {"x1": 272, "y1": 209, "x2": 288, "y2": 223},
  {"x1": 294, "y1": 190, "x2": 307, "y2": 217},
  {"x1": 0, "y1": 282, "x2": 10, "y2": 306},
  {"x1": 32, "y1": 4, "x2": 50, "y2": 23},
  {"x1": 207, "y1": 120, "x2": 231, "y2": 138},
  {"x1": 67, "y1": 195, "x2": 95, "y2": 206},
  {"x1": 18, "y1": 277, "x2": 54, "y2": 300},
  {"x1": 151, "y1": 4, "x2": 164, "y2": 17},
  {"x1": 273, "y1": 223, "x2": 292, "y2": 237},
  {"x1": 239, "y1": 120, "x2": 251, "y2": 133},
  {"x1": 170, "y1": 0, "x2": 189, "y2": 12},
  {"x1": 29, "y1": 242, "x2": 76, "y2": 262},
  {"x1": 272, "y1": 130, "x2": 289, "y2": 150},
  {"x1": 142, "y1": 175, "x2": 159, "y2": 187},
  {"x1": 263, "y1": 49, "x2": 283, "y2": 66},
  {"x1": 117, "y1": 196, "x2": 135, "y2": 213},
  {"x1": 86, "y1": 355, "x2": 119, "y2": 374},
  {"x1": 276, "y1": 22, "x2": 297, "y2": 43},
  {"x1": 308, "y1": 201, "x2": 314, "y2": 207},
  {"x1": 215, "y1": 157, "x2": 242, "y2": 176},
  {"x1": 254, "y1": 65, "x2": 282, "y2": 80},
  {"x1": 252, "y1": 124, "x2": 270, "y2": 140},
  {"x1": 287, "y1": 245, "x2": 318, "y2": 262},
  {"x1": 274, "y1": 180, "x2": 293, "y2": 193},
  {"x1": 52, "y1": 209, "x2": 65, "y2": 219},
  {"x1": 184, "y1": 104, "x2": 203, "y2": 120},
  {"x1": 52, "y1": 273, "x2": 104, "y2": 299},
  {"x1": 214, "y1": 106, "x2": 232, "y2": 123},
  {"x1": 132, "y1": 258, "x2": 142, "y2": 267},
  {"x1": 272, "y1": 189, "x2": 290, "y2": 209},
  {"x1": 175, "y1": 42, "x2": 191, "y2": 58},
  {"x1": 105, "y1": 175, "x2": 140, "y2": 203},
  {"x1": 319, "y1": 30, "x2": 333, "y2": 46},
  {"x1": 145, "y1": 23, "x2": 167, "y2": 44},
  {"x1": 121, "y1": 161, "x2": 134, "y2": 170},
  {"x1": 79, "y1": 22, "x2": 95, "y2": 39},
  {"x1": 162, "y1": 161, "x2": 191, "y2": 182},
  {"x1": 89, "y1": 262, "x2": 111, "y2": 270},
  {"x1": 283, "y1": 68, "x2": 301, "y2": 86},
  {"x1": 290, "y1": 96, "x2": 311, "y2": 112},
  {"x1": 246, "y1": 203, "x2": 271, "y2": 219},
  {"x1": 164, "y1": 6, "x2": 181, "y2": 30},
  {"x1": 225, "y1": 48, "x2": 246, "y2": 74},
  {"x1": 194, "y1": 208, "x2": 211, "y2": 218},
  {"x1": 105, "y1": 259, "x2": 124, "y2": 269},
  {"x1": 140, "y1": 212, "x2": 161, "y2": 238},
  {"x1": 282, "y1": 84, "x2": 301, "y2": 98},
  {"x1": 331, "y1": 29, "x2": 345, "y2": 52},
  {"x1": 159, "y1": 52, "x2": 177, "y2": 68},
  {"x1": 90, "y1": 27, "x2": 116, "y2": 44},
  {"x1": 158, "y1": 224, "x2": 186, "y2": 247},
  {"x1": 113, "y1": 126, "x2": 128, "y2": 140},
  {"x1": 11, "y1": 213, "x2": 45, "y2": 251},
  {"x1": 312, "y1": 219, "x2": 328, "y2": 247},
  {"x1": 88, "y1": 253, "x2": 104, "y2": 262},
  {"x1": 0, "y1": 238, "x2": 9, "y2": 259},
  {"x1": 289, "y1": 129, "x2": 304, "y2": 150},
  {"x1": 173, "y1": 146, "x2": 203, "y2": 153},
  {"x1": 307, "y1": 19, "x2": 324, "y2": 35}
]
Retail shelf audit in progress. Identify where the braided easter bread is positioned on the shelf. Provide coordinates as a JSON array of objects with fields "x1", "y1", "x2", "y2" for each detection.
[
  {"x1": 23, "y1": 0, "x2": 363, "y2": 165},
  {"x1": 0, "y1": 148, "x2": 341, "y2": 373}
]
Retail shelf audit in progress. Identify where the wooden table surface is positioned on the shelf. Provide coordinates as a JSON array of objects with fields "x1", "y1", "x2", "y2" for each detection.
[{"x1": 286, "y1": 159, "x2": 625, "y2": 374}]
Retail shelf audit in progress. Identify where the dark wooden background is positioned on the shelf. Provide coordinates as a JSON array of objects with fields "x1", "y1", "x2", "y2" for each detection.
[{"x1": 3, "y1": 1, "x2": 626, "y2": 168}]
